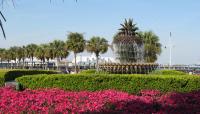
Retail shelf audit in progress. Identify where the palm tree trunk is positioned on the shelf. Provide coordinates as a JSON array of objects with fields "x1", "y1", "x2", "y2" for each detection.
[
  {"x1": 22, "y1": 59, "x2": 25, "y2": 69},
  {"x1": 96, "y1": 54, "x2": 99, "y2": 72},
  {"x1": 43, "y1": 58, "x2": 45, "y2": 70},
  {"x1": 7, "y1": 60, "x2": 10, "y2": 69},
  {"x1": 0, "y1": 60, "x2": 2, "y2": 69},
  {"x1": 31, "y1": 56, "x2": 33, "y2": 69},
  {"x1": 15, "y1": 59, "x2": 17, "y2": 69},
  {"x1": 56, "y1": 57, "x2": 59, "y2": 71},
  {"x1": 74, "y1": 52, "x2": 77, "y2": 73},
  {"x1": 47, "y1": 59, "x2": 49, "y2": 70}
]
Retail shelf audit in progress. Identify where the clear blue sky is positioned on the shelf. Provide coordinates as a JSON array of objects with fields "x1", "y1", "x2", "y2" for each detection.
[{"x1": 0, "y1": 0, "x2": 200, "y2": 64}]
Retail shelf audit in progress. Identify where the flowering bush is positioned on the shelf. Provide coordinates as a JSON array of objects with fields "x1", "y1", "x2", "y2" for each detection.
[{"x1": 0, "y1": 87, "x2": 200, "y2": 113}]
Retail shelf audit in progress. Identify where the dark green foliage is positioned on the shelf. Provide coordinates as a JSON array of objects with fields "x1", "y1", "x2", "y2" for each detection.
[
  {"x1": 0, "y1": 70, "x2": 8, "y2": 87},
  {"x1": 4, "y1": 70, "x2": 58, "y2": 81},
  {"x1": 80, "y1": 69, "x2": 108, "y2": 74},
  {"x1": 80, "y1": 69, "x2": 97, "y2": 74},
  {"x1": 16, "y1": 73, "x2": 200, "y2": 94},
  {"x1": 0, "y1": 75, "x2": 5, "y2": 87},
  {"x1": 151, "y1": 70, "x2": 186, "y2": 75},
  {"x1": 16, "y1": 82, "x2": 24, "y2": 91}
]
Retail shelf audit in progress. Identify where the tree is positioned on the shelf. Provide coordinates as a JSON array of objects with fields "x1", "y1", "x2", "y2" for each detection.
[
  {"x1": 50, "y1": 40, "x2": 69, "y2": 70},
  {"x1": 26, "y1": 44, "x2": 38, "y2": 68},
  {"x1": 2, "y1": 49, "x2": 12, "y2": 68},
  {"x1": 35, "y1": 45, "x2": 46, "y2": 69},
  {"x1": 118, "y1": 19, "x2": 139, "y2": 36},
  {"x1": 86, "y1": 36, "x2": 108, "y2": 71},
  {"x1": 42, "y1": 44, "x2": 53, "y2": 64},
  {"x1": 21, "y1": 46, "x2": 27, "y2": 68},
  {"x1": 15, "y1": 46, "x2": 26, "y2": 68},
  {"x1": 8, "y1": 46, "x2": 19, "y2": 68},
  {"x1": 0, "y1": 48, "x2": 5, "y2": 67},
  {"x1": 66, "y1": 32, "x2": 85, "y2": 73},
  {"x1": 138, "y1": 31, "x2": 162, "y2": 63},
  {"x1": 50, "y1": 40, "x2": 68, "y2": 60}
]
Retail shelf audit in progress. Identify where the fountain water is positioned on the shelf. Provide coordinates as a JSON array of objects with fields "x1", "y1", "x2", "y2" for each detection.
[{"x1": 99, "y1": 35, "x2": 158, "y2": 74}]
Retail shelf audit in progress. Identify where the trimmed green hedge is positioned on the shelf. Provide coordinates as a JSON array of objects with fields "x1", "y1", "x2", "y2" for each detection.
[
  {"x1": 151, "y1": 70, "x2": 186, "y2": 75},
  {"x1": 3, "y1": 70, "x2": 58, "y2": 81},
  {"x1": 0, "y1": 75, "x2": 4, "y2": 87},
  {"x1": 80, "y1": 69, "x2": 108, "y2": 74},
  {"x1": 0, "y1": 69, "x2": 59, "y2": 87},
  {"x1": 16, "y1": 73, "x2": 200, "y2": 93},
  {"x1": 0, "y1": 70, "x2": 9, "y2": 87},
  {"x1": 80, "y1": 69, "x2": 96, "y2": 74}
]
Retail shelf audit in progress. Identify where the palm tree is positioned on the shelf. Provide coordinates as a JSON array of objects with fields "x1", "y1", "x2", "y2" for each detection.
[
  {"x1": 26, "y1": 44, "x2": 38, "y2": 68},
  {"x1": 35, "y1": 45, "x2": 45, "y2": 69},
  {"x1": 2, "y1": 49, "x2": 12, "y2": 69},
  {"x1": 9, "y1": 46, "x2": 19, "y2": 69},
  {"x1": 42, "y1": 44, "x2": 53, "y2": 69},
  {"x1": 86, "y1": 37, "x2": 108, "y2": 71},
  {"x1": 66, "y1": 32, "x2": 85, "y2": 73},
  {"x1": 50, "y1": 40, "x2": 68, "y2": 60},
  {"x1": 0, "y1": 48, "x2": 5, "y2": 68},
  {"x1": 50, "y1": 40, "x2": 69, "y2": 69},
  {"x1": 118, "y1": 19, "x2": 139, "y2": 36},
  {"x1": 138, "y1": 31, "x2": 162, "y2": 63},
  {"x1": 21, "y1": 46, "x2": 27, "y2": 68}
]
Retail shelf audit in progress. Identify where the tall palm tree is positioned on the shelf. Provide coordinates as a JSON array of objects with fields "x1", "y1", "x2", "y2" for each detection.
[
  {"x1": 42, "y1": 44, "x2": 53, "y2": 66},
  {"x1": 66, "y1": 32, "x2": 85, "y2": 73},
  {"x1": 138, "y1": 31, "x2": 162, "y2": 63},
  {"x1": 35, "y1": 45, "x2": 46, "y2": 69},
  {"x1": 118, "y1": 19, "x2": 139, "y2": 36},
  {"x1": 26, "y1": 44, "x2": 38, "y2": 68},
  {"x1": 2, "y1": 49, "x2": 12, "y2": 68},
  {"x1": 0, "y1": 48, "x2": 5, "y2": 67},
  {"x1": 50, "y1": 40, "x2": 69, "y2": 70},
  {"x1": 86, "y1": 36, "x2": 108, "y2": 71},
  {"x1": 9, "y1": 46, "x2": 18, "y2": 68},
  {"x1": 50, "y1": 40, "x2": 68, "y2": 60},
  {"x1": 21, "y1": 46, "x2": 27, "y2": 68}
]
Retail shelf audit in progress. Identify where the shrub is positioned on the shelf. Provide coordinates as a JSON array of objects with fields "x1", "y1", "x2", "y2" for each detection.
[
  {"x1": 80, "y1": 69, "x2": 96, "y2": 74},
  {"x1": 80, "y1": 69, "x2": 108, "y2": 74},
  {"x1": 3, "y1": 70, "x2": 58, "y2": 81},
  {"x1": 0, "y1": 75, "x2": 4, "y2": 87},
  {"x1": 0, "y1": 70, "x2": 9, "y2": 87},
  {"x1": 16, "y1": 73, "x2": 200, "y2": 94},
  {"x1": 151, "y1": 70, "x2": 186, "y2": 75}
]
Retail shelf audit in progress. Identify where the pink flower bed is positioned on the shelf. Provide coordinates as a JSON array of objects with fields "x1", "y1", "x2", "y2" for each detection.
[{"x1": 0, "y1": 87, "x2": 200, "y2": 114}]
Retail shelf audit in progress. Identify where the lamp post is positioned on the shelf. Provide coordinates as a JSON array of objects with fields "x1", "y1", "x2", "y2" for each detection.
[{"x1": 169, "y1": 32, "x2": 172, "y2": 69}]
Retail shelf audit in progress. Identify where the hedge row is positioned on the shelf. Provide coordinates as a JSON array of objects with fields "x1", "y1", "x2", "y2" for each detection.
[
  {"x1": 3, "y1": 70, "x2": 59, "y2": 81},
  {"x1": 0, "y1": 69, "x2": 59, "y2": 86},
  {"x1": 0, "y1": 70, "x2": 9, "y2": 87},
  {"x1": 80, "y1": 69, "x2": 108, "y2": 74},
  {"x1": 16, "y1": 73, "x2": 200, "y2": 94},
  {"x1": 151, "y1": 70, "x2": 186, "y2": 75},
  {"x1": 0, "y1": 75, "x2": 4, "y2": 87}
]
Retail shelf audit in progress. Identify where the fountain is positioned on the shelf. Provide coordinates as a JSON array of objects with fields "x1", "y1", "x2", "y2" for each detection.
[
  {"x1": 99, "y1": 35, "x2": 158, "y2": 74},
  {"x1": 99, "y1": 19, "x2": 159, "y2": 74}
]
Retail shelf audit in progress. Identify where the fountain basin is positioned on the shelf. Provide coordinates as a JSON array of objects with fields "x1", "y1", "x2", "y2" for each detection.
[{"x1": 99, "y1": 63, "x2": 158, "y2": 74}]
